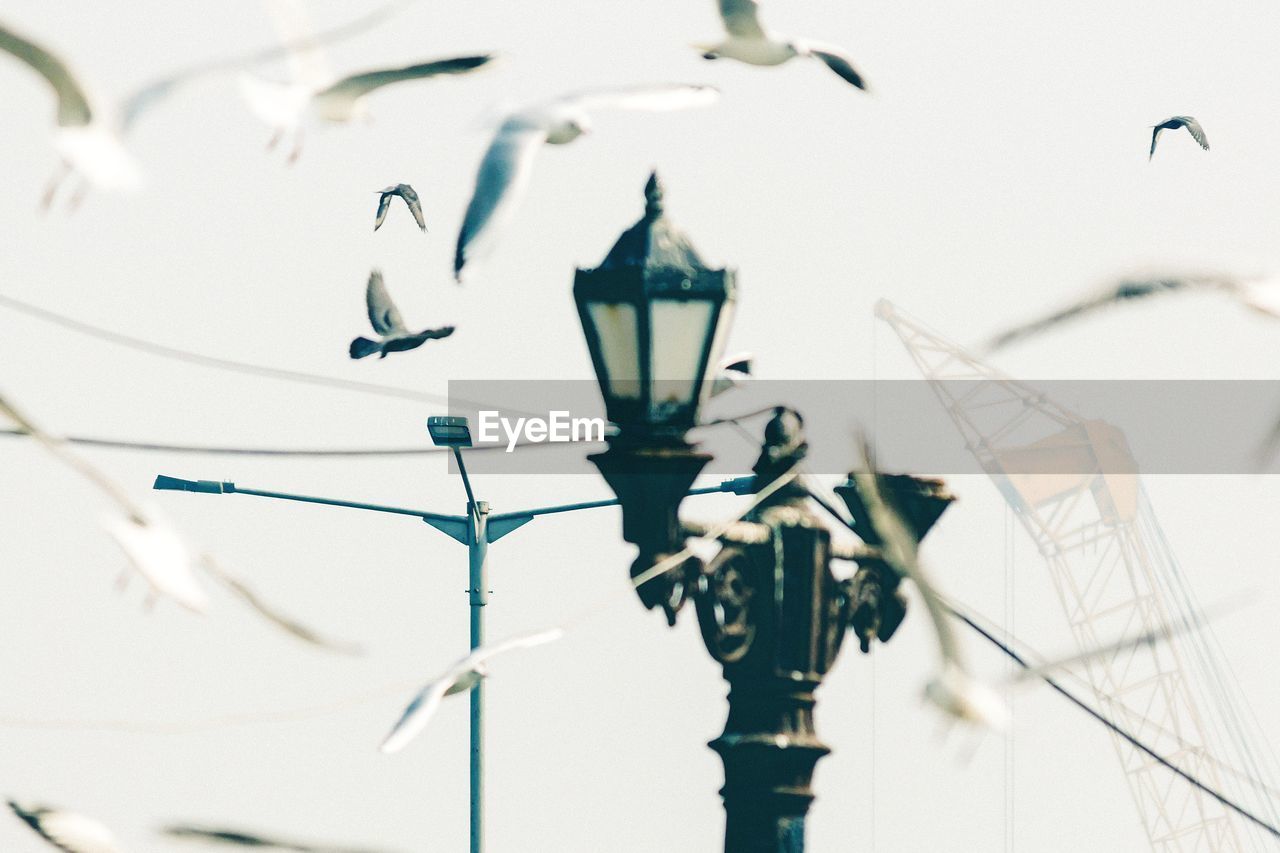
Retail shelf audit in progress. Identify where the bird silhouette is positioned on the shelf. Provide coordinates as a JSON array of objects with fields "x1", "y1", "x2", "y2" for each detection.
[
  {"x1": 8, "y1": 800, "x2": 124, "y2": 853},
  {"x1": 453, "y1": 83, "x2": 719, "y2": 281},
  {"x1": 349, "y1": 270, "x2": 454, "y2": 359},
  {"x1": 380, "y1": 628, "x2": 564, "y2": 754},
  {"x1": 695, "y1": 0, "x2": 868, "y2": 91},
  {"x1": 985, "y1": 272, "x2": 1280, "y2": 351},
  {"x1": 373, "y1": 183, "x2": 425, "y2": 232},
  {"x1": 0, "y1": 21, "x2": 142, "y2": 208},
  {"x1": 1149, "y1": 115, "x2": 1208, "y2": 160},
  {"x1": 239, "y1": 0, "x2": 491, "y2": 162}
]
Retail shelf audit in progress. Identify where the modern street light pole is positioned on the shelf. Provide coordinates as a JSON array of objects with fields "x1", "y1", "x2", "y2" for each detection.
[
  {"x1": 153, "y1": 438, "x2": 753, "y2": 853},
  {"x1": 572, "y1": 174, "x2": 954, "y2": 851}
]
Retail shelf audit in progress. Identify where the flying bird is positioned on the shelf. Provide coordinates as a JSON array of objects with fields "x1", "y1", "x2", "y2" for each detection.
[
  {"x1": 848, "y1": 447, "x2": 1007, "y2": 729},
  {"x1": 849, "y1": 441, "x2": 1222, "y2": 729},
  {"x1": 349, "y1": 270, "x2": 455, "y2": 359},
  {"x1": 380, "y1": 628, "x2": 564, "y2": 754},
  {"x1": 696, "y1": 0, "x2": 868, "y2": 91},
  {"x1": 103, "y1": 505, "x2": 210, "y2": 613},
  {"x1": 373, "y1": 183, "x2": 426, "y2": 232},
  {"x1": 1149, "y1": 115, "x2": 1208, "y2": 160},
  {"x1": 3, "y1": 392, "x2": 354, "y2": 647},
  {"x1": 8, "y1": 800, "x2": 124, "y2": 853},
  {"x1": 163, "y1": 823, "x2": 392, "y2": 852},
  {"x1": 0, "y1": 391, "x2": 210, "y2": 612},
  {"x1": 453, "y1": 83, "x2": 720, "y2": 281},
  {"x1": 1, "y1": 0, "x2": 428, "y2": 208},
  {"x1": 0, "y1": 21, "x2": 142, "y2": 208},
  {"x1": 985, "y1": 272, "x2": 1280, "y2": 351},
  {"x1": 239, "y1": 0, "x2": 491, "y2": 162}
]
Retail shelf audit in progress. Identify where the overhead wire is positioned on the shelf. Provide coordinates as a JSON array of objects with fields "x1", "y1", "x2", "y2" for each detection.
[
  {"x1": 949, "y1": 602, "x2": 1280, "y2": 841},
  {"x1": 0, "y1": 291, "x2": 522, "y2": 415},
  {"x1": 0, "y1": 427, "x2": 599, "y2": 457}
]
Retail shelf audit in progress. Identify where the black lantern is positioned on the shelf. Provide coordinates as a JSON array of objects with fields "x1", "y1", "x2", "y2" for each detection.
[{"x1": 574, "y1": 172, "x2": 736, "y2": 442}]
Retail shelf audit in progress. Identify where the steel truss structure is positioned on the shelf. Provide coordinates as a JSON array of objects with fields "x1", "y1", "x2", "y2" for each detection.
[{"x1": 878, "y1": 301, "x2": 1279, "y2": 851}]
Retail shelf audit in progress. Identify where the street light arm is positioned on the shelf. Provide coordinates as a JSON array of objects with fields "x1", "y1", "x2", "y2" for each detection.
[
  {"x1": 487, "y1": 496, "x2": 620, "y2": 524},
  {"x1": 152, "y1": 474, "x2": 465, "y2": 525},
  {"x1": 485, "y1": 476, "x2": 757, "y2": 525}
]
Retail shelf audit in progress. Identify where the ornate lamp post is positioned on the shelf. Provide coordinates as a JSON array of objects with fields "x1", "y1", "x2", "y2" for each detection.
[{"x1": 574, "y1": 175, "x2": 954, "y2": 852}]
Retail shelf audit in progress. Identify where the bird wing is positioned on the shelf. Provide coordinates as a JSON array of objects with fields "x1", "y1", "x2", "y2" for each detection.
[
  {"x1": 373, "y1": 192, "x2": 393, "y2": 231},
  {"x1": 1149, "y1": 125, "x2": 1164, "y2": 160},
  {"x1": 312, "y1": 54, "x2": 492, "y2": 112},
  {"x1": 561, "y1": 83, "x2": 720, "y2": 114},
  {"x1": 164, "y1": 824, "x2": 393, "y2": 853},
  {"x1": 119, "y1": 0, "x2": 427, "y2": 133},
  {"x1": 7, "y1": 802, "x2": 123, "y2": 853},
  {"x1": 718, "y1": 351, "x2": 753, "y2": 374},
  {"x1": 454, "y1": 120, "x2": 547, "y2": 279},
  {"x1": 400, "y1": 186, "x2": 428, "y2": 231},
  {"x1": 380, "y1": 670, "x2": 463, "y2": 754},
  {"x1": 1181, "y1": 116, "x2": 1209, "y2": 150},
  {"x1": 365, "y1": 270, "x2": 405, "y2": 335},
  {"x1": 199, "y1": 556, "x2": 363, "y2": 654},
  {"x1": 400, "y1": 325, "x2": 457, "y2": 347},
  {"x1": 468, "y1": 628, "x2": 565, "y2": 668},
  {"x1": 799, "y1": 42, "x2": 869, "y2": 90},
  {"x1": 718, "y1": 0, "x2": 766, "y2": 38},
  {"x1": 849, "y1": 453, "x2": 961, "y2": 671},
  {"x1": 0, "y1": 23, "x2": 93, "y2": 126},
  {"x1": 986, "y1": 276, "x2": 1209, "y2": 351}
]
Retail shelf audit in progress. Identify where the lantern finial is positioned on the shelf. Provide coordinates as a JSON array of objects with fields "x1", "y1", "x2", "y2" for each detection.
[{"x1": 644, "y1": 171, "x2": 664, "y2": 219}]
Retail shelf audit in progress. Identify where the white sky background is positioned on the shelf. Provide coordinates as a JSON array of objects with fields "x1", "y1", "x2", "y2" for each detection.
[{"x1": 1, "y1": 0, "x2": 1279, "y2": 850}]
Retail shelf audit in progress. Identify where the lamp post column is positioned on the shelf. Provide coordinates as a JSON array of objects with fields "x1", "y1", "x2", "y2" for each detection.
[
  {"x1": 693, "y1": 412, "x2": 853, "y2": 853},
  {"x1": 468, "y1": 499, "x2": 489, "y2": 853}
]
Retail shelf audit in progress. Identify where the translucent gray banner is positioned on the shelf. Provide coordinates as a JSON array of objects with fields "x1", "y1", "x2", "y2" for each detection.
[{"x1": 444, "y1": 380, "x2": 1280, "y2": 476}]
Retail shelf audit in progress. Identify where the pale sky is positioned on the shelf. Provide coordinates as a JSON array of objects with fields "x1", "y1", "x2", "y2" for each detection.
[{"x1": 2, "y1": 0, "x2": 1279, "y2": 851}]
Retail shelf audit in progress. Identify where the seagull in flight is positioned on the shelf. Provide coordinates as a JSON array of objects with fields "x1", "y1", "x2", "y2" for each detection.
[
  {"x1": 985, "y1": 272, "x2": 1280, "y2": 351},
  {"x1": 380, "y1": 629, "x2": 564, "y2": 754},
  {"x1": 696, "y1": 0, "x2": 868, "y2": 91},
  {"x1": 0, "y1": 20, "x2": 143, "y2": 208},
  {"x1": 0, "y1": 391, "x2": 210, "y2": 612},
  {"x1": 847, "y1": 450, "x2": 1007, "y2": 729},
  {"x1": 374, "y1": 183, "x2": 426, "y2": 232},
  {"x1": 1, "y1": 1, "x2": 428, "y2": 209},
  {"x1": 1149, "y1": 115, "x2": 1209, "y2": 160},
  {"x1": 8, "y1": 800, "x2": 124, "y2": 853},
  {"x1": 453, "y1": 83, "x2": 719, "y2": 281},
  {"x1": 349, "y1": 270, "x2": 455, "y2": 360},
  {"x1": 849, "y1": 441, "x2": 1223, "y2": 730},
  {"x1": 2, "y1": 391, "x2": 357, "y2": 648},
  {"x1": 240, "y1": 0, "x2": 491, "y2": 162}
]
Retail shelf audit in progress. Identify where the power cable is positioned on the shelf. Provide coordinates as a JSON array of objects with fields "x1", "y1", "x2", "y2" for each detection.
[{"x1": 948, "y1": 603, "x2": 1280, "y2": 841}]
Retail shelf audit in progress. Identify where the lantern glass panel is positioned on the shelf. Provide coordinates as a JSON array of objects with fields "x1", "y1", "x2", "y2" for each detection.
[
  {"x1": 649, "y1": 298, "x2": 714, "y2": 422},
  {"x1": 587, "y1": 301, "x2": 642, "y2": 400}
]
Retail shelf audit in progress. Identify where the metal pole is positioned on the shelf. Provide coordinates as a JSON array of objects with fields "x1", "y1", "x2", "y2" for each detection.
[{"x1": 468, "y1": 498, "x2": 489, "y2": 853}]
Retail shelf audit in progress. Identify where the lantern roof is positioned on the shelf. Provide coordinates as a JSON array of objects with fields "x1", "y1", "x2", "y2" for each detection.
[{"x1": 594, "y1": 172, "x2": 714, "y2": 278}]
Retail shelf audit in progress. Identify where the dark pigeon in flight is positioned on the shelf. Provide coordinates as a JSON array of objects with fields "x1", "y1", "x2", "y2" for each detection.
[{"x1": 349, "y1": 270, "x2": 454, "y2": 359}]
